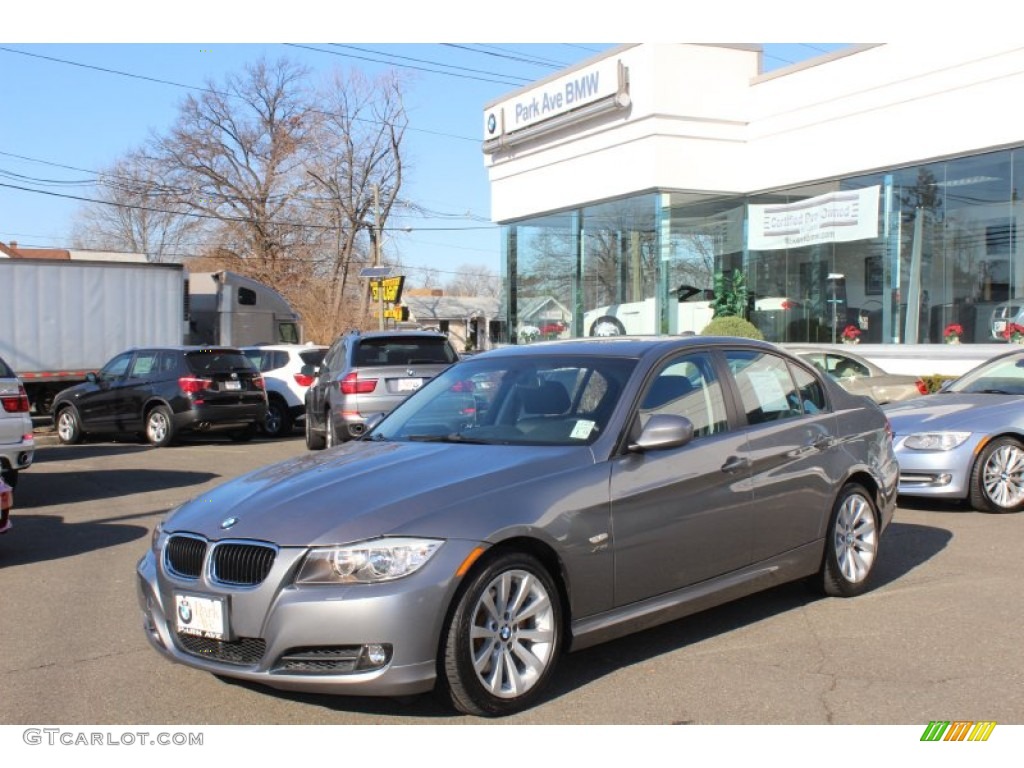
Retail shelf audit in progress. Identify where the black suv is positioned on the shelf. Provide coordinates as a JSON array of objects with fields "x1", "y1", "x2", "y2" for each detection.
[
  {"x1": 52, "y1": 347, "x2": 267, "y2": 447},
  {"x1": 304, "y1": 330, "x2": 459, "y2": 448}
]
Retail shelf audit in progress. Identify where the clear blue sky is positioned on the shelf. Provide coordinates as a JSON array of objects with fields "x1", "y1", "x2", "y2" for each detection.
[{"x1": 1, "y1": 10, "x2": 849, "y2": 287}]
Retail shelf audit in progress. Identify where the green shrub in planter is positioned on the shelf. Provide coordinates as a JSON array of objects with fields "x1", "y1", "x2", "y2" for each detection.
[{"x1": 700, "y1": 316, "x2": 764, "y2": 340}]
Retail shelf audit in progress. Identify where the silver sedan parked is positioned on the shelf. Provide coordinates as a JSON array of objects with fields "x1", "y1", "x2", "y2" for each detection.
[
  {"x1": 785, "y1": 345, "x2": 928, "y2": 404},
  {"x1": 885, "y1": 347, "x2": 1024, "y2": 513},
  {"x1": 137, "y1": 336, "x2": 898, "y2": 716}
]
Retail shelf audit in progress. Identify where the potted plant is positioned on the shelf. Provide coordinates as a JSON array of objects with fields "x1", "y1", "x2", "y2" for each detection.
[
  {"x1": 1002, "y1": 322, "x2": 1024, "y2": 344},
  {"x1": 841, "y1": 325, "x2": 862, "y2": 344},
  {"x1": 943, "y1": 323, "x2": 963, "y2": 344}
]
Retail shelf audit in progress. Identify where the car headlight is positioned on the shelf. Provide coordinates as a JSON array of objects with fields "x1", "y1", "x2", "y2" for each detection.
[
  {"x1": 902, "y1": 432, "x2": 971, "y2": 451},
  {"x1": 296, "y1": 537, "x2": 444, "y2": 584}
]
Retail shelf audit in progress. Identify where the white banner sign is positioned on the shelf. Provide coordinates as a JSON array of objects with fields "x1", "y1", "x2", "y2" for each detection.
[{"x1": 747, "y1": 186, "x2": 880, "y2": 251}]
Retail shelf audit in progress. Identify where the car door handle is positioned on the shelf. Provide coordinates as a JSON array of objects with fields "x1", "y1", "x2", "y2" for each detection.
[{"x1": 721, "y1": 455, "x2": 751, "y2": 474}]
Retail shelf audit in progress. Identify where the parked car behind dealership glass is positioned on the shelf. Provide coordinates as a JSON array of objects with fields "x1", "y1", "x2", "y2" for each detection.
[
  {"x1": 242, "y1": 344, "x2": 327, "y2": 438},
  {"x1": 0, "y1": 353, "x2": 34, "y2": 488},
  {"x1": 885, "y1": 347, "x2": 1024, "y2": 513},
  {"x1": 785, "y1": 346, "x2": 928, "y2": 404},
  {"x1": 138, "y1": 336, "x2": 896, "y2": 716},
  {"x1": 303, "y1": 330, "x2": 459, "y2": 448},
  {"x1": 52, "y1": 347, "x2": 267, "y2": 447}
]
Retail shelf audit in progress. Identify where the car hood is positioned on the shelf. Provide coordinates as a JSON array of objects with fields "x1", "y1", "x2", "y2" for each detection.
[
  {"x1": 884, "y1": 393, "x2": 1022, "y2": 434},
  {"x1": 162, "y1": 440, "x2": 593, "y2": 546}
]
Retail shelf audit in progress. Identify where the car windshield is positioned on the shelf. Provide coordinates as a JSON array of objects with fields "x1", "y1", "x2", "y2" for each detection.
[
  {"x1": 946, "y1": 352, "x2": 1024, "y2": 395},
  {"x1": 369, "y1": 354, "x2": 638, "y2": 446}
]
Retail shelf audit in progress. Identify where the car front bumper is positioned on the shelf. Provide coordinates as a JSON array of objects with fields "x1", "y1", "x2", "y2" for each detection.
[
  {"x1": 893, "y1": 438, "x2": 981, "y2": 500},
  {"x1": 136, "y1": 538, "x2": 481, "y2": 697}
]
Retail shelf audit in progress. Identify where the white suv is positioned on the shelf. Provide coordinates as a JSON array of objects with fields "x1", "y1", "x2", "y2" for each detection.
[
  {"x1": 0, "y1": 354, "x2": 34, "y2": 490},
  {"x1": 242, "y1": 344, "x2": 328, "y2": 438}
]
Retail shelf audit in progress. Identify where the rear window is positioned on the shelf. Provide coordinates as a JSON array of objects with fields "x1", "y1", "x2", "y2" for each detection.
[
  {"x1": 186, "y1": 350, "x2": 257, "y2": 375},
  {"x1": 355, "y1": 337, "x2": 457, "y2": 366},
  {"x1": 300, "y1": 348, "x2": 327, "y2": 367}
]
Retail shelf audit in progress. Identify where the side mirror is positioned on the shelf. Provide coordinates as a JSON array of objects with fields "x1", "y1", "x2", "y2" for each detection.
[
  {"x1": 86, "y1": 372, "x2": 99, "y2": 384},
  {"x1": 628, "y1": 414, "x2": 695, "y2": 452}
]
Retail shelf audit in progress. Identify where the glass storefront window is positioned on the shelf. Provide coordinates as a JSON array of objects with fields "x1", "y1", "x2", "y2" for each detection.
[{"x1": 501, "y1": 147, "x2": 1024, "y2": 346}]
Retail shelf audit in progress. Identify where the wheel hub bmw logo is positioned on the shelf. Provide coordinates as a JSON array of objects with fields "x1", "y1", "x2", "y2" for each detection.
[{"x1": 221, "y1": 517, "x2": 238, "y2": 530}]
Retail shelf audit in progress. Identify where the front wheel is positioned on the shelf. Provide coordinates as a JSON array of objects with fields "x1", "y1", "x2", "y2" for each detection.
[
  {"x1": 145, "y1": 405, "x2": 175, "y2": 447},
  {"x1": 588, "y1": 316, "x2": 626, "y2": 337},
  {"x1": 441, "y1": 552, "x2": 562, "y2": 717},
  {"x1": 56, "y1": 407, "x2": 83, "y2": 445},
  {"x1": 969, "y1": 436, "x2": 1024, "y2": 513},
  {"x1": 817, "y1": 482, "x2": 880, "y2": 597}
]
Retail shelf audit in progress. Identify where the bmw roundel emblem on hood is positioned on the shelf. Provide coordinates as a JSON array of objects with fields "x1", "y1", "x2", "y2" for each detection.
[{"x1": 220, "y1": 517, "x2": 239, "y2": 530}]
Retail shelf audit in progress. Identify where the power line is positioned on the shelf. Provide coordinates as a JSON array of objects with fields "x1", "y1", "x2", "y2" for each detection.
[
  {"x1": 440, "y1": 44, "x2": 571, "y2": 70},
  {"x1": 329, "y1": 44, "x2": 534, "y2": 83}
]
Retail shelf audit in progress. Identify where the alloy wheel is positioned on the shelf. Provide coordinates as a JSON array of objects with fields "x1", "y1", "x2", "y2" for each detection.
[
  {"x1": 981, "y1": 443, "x2": 1024, "y2": 509},
  {"x1": 832, "y1": 491, "x2": 878, "y2": 584}
]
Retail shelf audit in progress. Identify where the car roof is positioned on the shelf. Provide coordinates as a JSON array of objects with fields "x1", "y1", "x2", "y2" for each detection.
[
  {"x1": 473, "y1": 335, "x2": 783, "y2": 360},
  {"x1": 241, "y1": 343, "x2": 328, "y2": 351}
]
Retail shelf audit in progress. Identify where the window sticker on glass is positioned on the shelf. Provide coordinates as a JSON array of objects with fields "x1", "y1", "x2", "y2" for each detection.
[
  {"x1": 570, "y1": 420, "x2": 596, "y2": 440},
  {"x1": 745, "y1": 370, "x2": 790, "y2": 413}
]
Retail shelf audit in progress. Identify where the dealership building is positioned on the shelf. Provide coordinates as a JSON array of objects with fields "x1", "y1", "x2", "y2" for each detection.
[{"x1": 482, "y1": 43, "x2": 1024, "y2": 349}]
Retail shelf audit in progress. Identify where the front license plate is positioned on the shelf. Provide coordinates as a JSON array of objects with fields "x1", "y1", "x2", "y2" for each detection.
[
  {"x1": 174, "y1": 593, "x2": 227, "y2": 639},
  {"x1": 223, "y1": 380, "x2": 241, "y2": 391},
  {"x1": 397, "y1": 377, "x2": 423, "y2": 392}
]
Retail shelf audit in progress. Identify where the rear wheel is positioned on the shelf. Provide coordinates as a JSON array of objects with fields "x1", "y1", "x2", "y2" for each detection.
[
  {"x1": 969, "y1": 436, "x2": 1024, "y2": 513},
  {"x1": 145, "y1": 405, "x2": 175, "y2": 447},
  {"x1": 589, "y1": 316, "x2": 626, "y2": 337},
  {"x1": 442, "y1": 552, "x2": 562, "y2": 717},
  {"x1": 305, "y1": 410, "x2": 325, "y2": 451},
  {"x1": 262, "y1": 398, "x2": 292, "y2": 438},
  {"x1": 56, "y1": 406, "x2": 83, "y2": 445},
  {"x1": 817, "y1": 482, "x2": 880, "y2": 597}
]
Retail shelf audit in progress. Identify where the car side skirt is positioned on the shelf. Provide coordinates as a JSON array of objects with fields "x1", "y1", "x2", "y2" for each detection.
[{"x1": 569, "y1": 540, "x2": 823, "y2": 652}]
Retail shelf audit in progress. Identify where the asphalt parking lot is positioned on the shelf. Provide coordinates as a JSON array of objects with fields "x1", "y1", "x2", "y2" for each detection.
[{"x1": 1, "y1": 430, "x2": 1022, "y2": 725}]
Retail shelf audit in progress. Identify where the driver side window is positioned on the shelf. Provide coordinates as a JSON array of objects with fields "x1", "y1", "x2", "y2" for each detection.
[
  {"x1": 639, "y1": 352, "x2": 728, "y2": 439},
  {"x1": 100, "y1": 352, "x2": 133, "y2": 379}
]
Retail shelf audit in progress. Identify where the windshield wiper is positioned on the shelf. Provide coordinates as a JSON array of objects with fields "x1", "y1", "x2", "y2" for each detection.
[{"x1": 405, "y1": 433, "x2": 493, "y2": 444}]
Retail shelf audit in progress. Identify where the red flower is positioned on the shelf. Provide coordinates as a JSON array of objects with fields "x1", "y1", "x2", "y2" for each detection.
[
  {"x1": 943, "y1": 323, "x2": 963, "y2": 338},
  {"x1": 841, "y1": 325, "x2": 861, "y2": 340}
]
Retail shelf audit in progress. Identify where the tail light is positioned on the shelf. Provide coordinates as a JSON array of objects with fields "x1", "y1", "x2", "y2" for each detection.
[
  {"x1": 179, "y1": 376, "x2": 213, "y2": 394},
  {"x1": 253, "y1": 374, "x2": 265, "y2": 391},
  {"x1": 915, "y1": 379, "x2": 929, "y2": 395},
  {"x1": 0, "y1": 385, "x2": 30, "y2": 413},
  {"x1": 294, "y1": 372, "x2": 314, "y2": 387},
  {"x1": 340, "y1": 372, "x2": 377, "y2": 395},
  {"x1": 781, "y1": 300, "x2": 797, "y2": 310}
]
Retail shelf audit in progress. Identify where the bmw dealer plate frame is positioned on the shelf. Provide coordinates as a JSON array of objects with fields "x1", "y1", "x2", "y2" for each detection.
[{"x1": 174, "y1": 592, "x2": 228, "y2": 640}]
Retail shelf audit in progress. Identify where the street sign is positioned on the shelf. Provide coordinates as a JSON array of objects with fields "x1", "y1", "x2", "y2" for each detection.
[
  {"x1": 382, "y1": 305, "x2": 410, "y2": 321},
  {"x1": 370, "y1": 275, "x2": 406, "y2": 304}
]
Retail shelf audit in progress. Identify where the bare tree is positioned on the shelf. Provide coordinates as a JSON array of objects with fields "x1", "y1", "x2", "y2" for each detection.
[
  {"x1": 69, "y1": 150, "x2": 205, "y2": 262},
  {"x1": 304, "y1": 69, "x2": 408, "y2": 335},
  {"x1": 445, "y1": 263, "x2": 501, "y2": 297},
  {"x1": 151, "y1": 57, "x2": 316, "y2": 285}
]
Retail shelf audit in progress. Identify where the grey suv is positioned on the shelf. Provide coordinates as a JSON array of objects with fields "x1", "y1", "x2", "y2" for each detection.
[
  {"x1": 0, "y1": 354, "x2": 34, "y2": 489},
  {"x1": 304, "y1": 330, "x2": 459, "y2": 448}
]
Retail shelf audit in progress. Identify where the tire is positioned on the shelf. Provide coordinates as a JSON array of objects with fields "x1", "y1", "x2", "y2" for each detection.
[
  {"x1": 817, "y1": 482, "x2": 880, "y2": 597},
  {"x1": 305, "y1": 410, "x2": 326, "y2": 451},
  {"x1": 969, "y1": 436, "x2": 1024, "y2": 513},
  {"x1": 262, "y1": 398, "x2": 292, "y2": 438},
  {"x1": 441, "y1": 552, "x2": 562, "y2": 717},
  {"x1": 324, "y1": 411, "x2": 337, "y2": 449},
  {"x1": 145, "y1": 405, "x2": 176, "y2": 447},
  {"x1": 589, "y1": 316, "x2": 626, "y2": 337},
  {"x1": 55, "y1": 406, "x2": 83, "y2": 445},
  {"x1": 229, "y1": 423, "x2": 258, "y2": 442}
]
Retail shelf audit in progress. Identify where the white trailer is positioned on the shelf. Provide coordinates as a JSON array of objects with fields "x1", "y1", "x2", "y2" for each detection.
[{"x1": 0, "y1": 258, "x2": 187, "y2": 413}]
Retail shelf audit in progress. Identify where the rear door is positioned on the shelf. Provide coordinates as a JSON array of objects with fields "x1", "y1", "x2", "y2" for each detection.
[{"x1": 723, "y1": 348, "x2": 839, "y2": 562}]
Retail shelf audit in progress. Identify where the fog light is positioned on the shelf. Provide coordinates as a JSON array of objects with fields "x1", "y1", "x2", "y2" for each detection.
[
  {"x1": 937, "y1": 473, "x2": 952, "y2": 486},
  {"x1": 357, "y1": 643, "x2": 391, "y2": 670}
]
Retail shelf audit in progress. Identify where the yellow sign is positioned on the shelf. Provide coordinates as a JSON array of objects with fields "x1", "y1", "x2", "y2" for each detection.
[
  {"x1": 382, "y1": 305, "x2": 410, "y2": 321},
  {"x1": 370, "y1": 276, "x2": 405, "y2": 304}
]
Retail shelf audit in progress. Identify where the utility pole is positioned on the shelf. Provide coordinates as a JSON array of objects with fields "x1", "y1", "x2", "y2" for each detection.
[{"x1": 374, "y1": 184, "x2": 384, "y2": 331}]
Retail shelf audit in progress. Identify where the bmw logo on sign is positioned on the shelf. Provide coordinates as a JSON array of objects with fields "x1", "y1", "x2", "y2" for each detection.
[{"x1": 487, "y1": 113, "x2": 497, "y2": 135}]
